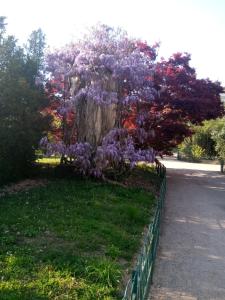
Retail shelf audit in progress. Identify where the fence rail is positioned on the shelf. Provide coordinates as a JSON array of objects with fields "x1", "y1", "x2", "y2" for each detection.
[{"x1": 123, "y1": 159, "x2": 166, "y2": 300}]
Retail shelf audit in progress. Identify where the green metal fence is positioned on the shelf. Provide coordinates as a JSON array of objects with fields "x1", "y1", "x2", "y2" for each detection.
[{"x1": 123, "y1": 159, "x2": 166, "y2": 300}]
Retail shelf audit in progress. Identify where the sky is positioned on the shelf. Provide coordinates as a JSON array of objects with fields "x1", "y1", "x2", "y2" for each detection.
[{"x1": 1, "y1": 0, "x2": 225, "y2": 86}]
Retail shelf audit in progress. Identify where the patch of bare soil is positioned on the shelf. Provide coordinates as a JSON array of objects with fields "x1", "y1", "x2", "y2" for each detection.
[
  {"x1": 0, "y1": 179, "x2": 48, "y2": 197},
  {"x1": 20, "y1": 230, "x2": 73, "y2": 251},
  {"x1": 123, "y1": 169, "x2": 160, "y2": 195}
]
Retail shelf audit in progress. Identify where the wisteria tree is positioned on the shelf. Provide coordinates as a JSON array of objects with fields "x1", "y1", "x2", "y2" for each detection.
[
  {"x1": 42, "y1": 25, "x2": 157, "y2": 177},
  {"x1": 42, "y1": 24, "x2": 224, "y2": 177}
]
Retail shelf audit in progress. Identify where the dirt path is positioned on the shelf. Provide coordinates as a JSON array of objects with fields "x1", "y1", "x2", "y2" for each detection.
[{"x1": 149, "y1": 158, "x2": 225, "y2": 300}]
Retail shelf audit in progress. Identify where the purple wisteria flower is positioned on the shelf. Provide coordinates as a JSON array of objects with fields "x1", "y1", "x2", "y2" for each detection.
[{"x1": 42, "y1": 24, "x2": 157, "y2": 177}]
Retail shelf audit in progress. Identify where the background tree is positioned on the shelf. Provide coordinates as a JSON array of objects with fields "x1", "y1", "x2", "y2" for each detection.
[
  {"x1": 178, "y1": 118, "x2": 225, "y2": 161},
  {"x1": 130, "y1": 52, "x2": 224, "y2": 153},
  {"x1": 210, "y1": 118, "x2": 225, "y2": 161},
  {"x1": 0, "y1": 19, "x2": 50, "y2": 185},
  {"x1": 0, "y1": 16, "x2": 7, "y2": 41}
]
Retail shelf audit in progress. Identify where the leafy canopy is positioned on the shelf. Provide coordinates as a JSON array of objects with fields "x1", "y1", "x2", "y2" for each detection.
[{"x1": 0, "y1": 18, "x2": 50, "y2": 185}]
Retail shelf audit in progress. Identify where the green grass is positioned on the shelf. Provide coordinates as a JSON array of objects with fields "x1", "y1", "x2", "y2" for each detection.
[{"x1": 0, "y1": 173, "x2": 157, "y2": 299}]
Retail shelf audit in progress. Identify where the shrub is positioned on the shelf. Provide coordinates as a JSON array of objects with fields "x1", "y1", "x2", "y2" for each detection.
[{"x1": 191, "y1": 144, "x2": 205, "y2": 161}]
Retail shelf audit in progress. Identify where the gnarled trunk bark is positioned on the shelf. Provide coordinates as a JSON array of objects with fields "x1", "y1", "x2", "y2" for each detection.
[
  {"x1": 75, "y1": 98, "x2": 117, "y2": 147},
  {"x1": 70, "y1": 75, "x2": 118, "y2": 148}
]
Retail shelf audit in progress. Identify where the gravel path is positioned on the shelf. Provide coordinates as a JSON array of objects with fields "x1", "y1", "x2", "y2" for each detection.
[{"x1": 149, "y1": 158, "x2": 225, "y2": 300}]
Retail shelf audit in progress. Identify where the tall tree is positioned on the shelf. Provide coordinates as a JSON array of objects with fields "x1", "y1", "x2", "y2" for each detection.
[
  {"x1": 0, "y1": 18, "x2": 50, "y2": 185},
  {"x1": 0, "y1": 16, "x2": 7, "y2": 41},
  {"x1": 42, "y1": 25, "x2": 156, "y2": 176},
  {"x1": 129, "y1": 52, "x2": 224, "y2": 153}
]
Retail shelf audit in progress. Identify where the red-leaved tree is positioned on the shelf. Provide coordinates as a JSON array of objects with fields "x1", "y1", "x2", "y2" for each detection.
[{"x1": 127, "y1": 52, "x2": 224, "y2": 153}]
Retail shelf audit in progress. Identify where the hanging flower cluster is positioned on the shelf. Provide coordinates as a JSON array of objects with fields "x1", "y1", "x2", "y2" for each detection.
[{"x1": 40, "y1": 128, "x2": 155, "y2": 177}]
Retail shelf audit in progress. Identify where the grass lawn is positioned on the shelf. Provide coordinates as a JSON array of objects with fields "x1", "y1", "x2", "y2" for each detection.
[{"x1": 0, "y1": 169, "x2": 158, "y2": 299}]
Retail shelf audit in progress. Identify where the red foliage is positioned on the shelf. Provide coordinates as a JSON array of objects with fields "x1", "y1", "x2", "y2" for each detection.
[{"x1": 126, "y1": 51, "x2": 224, "y2": 152}]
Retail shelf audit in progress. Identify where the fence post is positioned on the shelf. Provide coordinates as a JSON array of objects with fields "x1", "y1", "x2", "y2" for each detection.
[
  {"x1": 132, "y1": 270, "x2": 138, "y2": 300},
  {"x1": 220, "y1": 159, "x2": 224, "y2": 173}
]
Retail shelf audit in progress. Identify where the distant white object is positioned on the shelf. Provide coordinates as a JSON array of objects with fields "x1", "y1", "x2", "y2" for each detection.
[{"x1": 220, "y1": 93, "x2": 225, "y2": 102}]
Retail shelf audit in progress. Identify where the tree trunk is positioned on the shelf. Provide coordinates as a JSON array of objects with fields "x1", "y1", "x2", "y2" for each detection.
[
  {"x1": 75, "y1": 98, "x2": 117, "y2": 147},
  {"x1": 70, "y1": 75, "x2": 118, "y2": 148}
]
